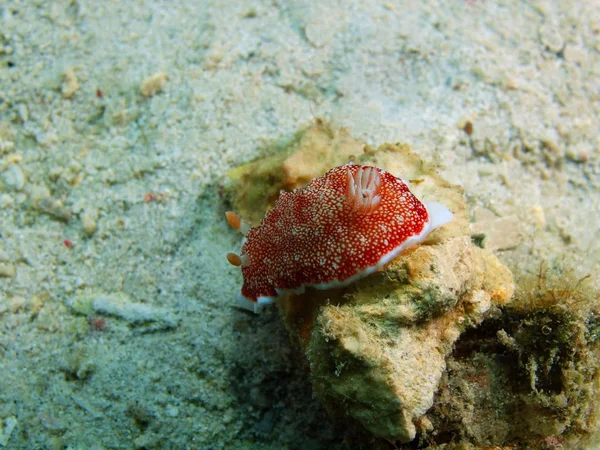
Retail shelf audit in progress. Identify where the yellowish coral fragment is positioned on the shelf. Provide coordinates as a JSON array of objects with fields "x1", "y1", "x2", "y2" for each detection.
[
  {"x1": 61, "y1": 68, "x2": 80, "y2": 99},
  {"x1": 140, "y1": 72, "x2": 168, "y2": 97}
]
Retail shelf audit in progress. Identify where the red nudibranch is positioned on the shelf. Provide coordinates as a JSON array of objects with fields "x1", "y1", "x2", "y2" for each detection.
[{"x1": 226, "y1": 163, "x2": 453, "y2": 313}]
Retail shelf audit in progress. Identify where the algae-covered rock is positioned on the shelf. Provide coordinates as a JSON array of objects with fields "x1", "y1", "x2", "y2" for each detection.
[
  {"x1": 426, "y1": 267, "x2": 600, "y2": 449},
  {"x1": 227, "y1": 122, "x2": 513, "y2": 443},
  {"x1": 226, "y1": 123, "x2": 599, "y2": 447},
  {"x1": 280, "y1": 235, "x2": 513, "y2": 443}
]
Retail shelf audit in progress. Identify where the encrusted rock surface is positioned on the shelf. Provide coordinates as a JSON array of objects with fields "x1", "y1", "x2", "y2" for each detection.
[
  {"x1": 228, "y1": 122, "x2": 515, "y2": 442},
  {"x1": 292, "y1": 239, "x2": 512, "y2": 442},
  {"x1": 225, "y1": 121, "x2": 600, "y2": 448}
]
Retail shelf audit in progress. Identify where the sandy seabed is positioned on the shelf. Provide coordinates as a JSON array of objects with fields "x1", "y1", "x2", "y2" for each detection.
[{"x1": 0, "y1": 1, "x2": 599, "y2": 449}]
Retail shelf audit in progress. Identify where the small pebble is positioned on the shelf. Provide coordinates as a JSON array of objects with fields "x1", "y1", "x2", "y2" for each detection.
[
  {"x1": 2, "y1": 164, "x2": 26, "y2": 191},
  {"x1": 166, "y1": 405, "x2": 179, "y2": 418},
  {"x1": 17, "y1": 103, "x2": 29, "y2": 122},
  {"x1": 38, "y1": 197, "x2": 72, "y2": 222},
  {"x1": 140, "y1": 72, "x2": 168, "y2": 97},
  {"x1": 563, "y1": 45, "x2": 587, "y2": 64},
  {"x1": 0, "y1": 193, "x2": 14, "y2": 208},
  {"x1": 304, "y1": 16, "x2": 335, "y2": 47},
  {"x1": 62, "y1": 68, "x2": 80, "y2": 99},
  {"x1": 10, "y1": 295, "x2": 26, "y2": 313},
  {"x1": 539, "y1": 23, "x2": 564, "y2": 53},
  {"x1": 29, "y1": 184, "x2": 51, "y2": 205},
  {"x1": 530, "y1": 205, "x2": 546, "y2": 229},
  {"x1": 81, "y1": 212, "x2": 97, "y2": 237},
  {"x1": 0, "y1": 140, "x2": 15, "y2": 155},
  {"x1": 0, "y1": 263, "x2": 15, "y2": 278},
  {"x1": 463, "y1": 121, "x2": 474, "y2": 136}
]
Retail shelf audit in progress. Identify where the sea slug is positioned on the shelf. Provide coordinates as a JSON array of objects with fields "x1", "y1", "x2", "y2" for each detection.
[{"x1": 226, "y1": 163, "x2": 452, "y2": 312}]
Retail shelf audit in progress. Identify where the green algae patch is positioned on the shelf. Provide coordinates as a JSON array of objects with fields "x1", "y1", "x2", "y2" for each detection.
[{"x1": 427, "y1": 266, "x2": 600, "y2": 449}]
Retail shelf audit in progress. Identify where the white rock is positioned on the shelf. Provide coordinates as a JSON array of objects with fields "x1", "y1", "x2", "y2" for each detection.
[{"x1": 2, "y1": 164, "x2": 25, "y2": 191}]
